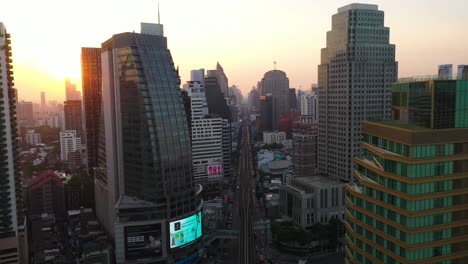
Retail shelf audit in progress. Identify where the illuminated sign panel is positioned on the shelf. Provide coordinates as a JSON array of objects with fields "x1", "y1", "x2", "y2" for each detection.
[
  {"x1": 206, "y1": 164, "x2": 223, "y2": 176},
  {"x1": 125, "y1": 224, "x2": 162, "y2": 259},
  {"x1": 169, "y1": 212, "x2": 202, "y2": 249}
]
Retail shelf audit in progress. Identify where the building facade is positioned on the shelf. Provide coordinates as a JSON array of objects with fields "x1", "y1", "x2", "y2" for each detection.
[
  {"x1": 65, "y1": 78, "x2": 81, "y2": 100},
  {"x1": 60, "y1": 130, "x2": 82, "y2": 161},
  {"x1": 17, "y1": 101, "x2": 34, "y2": 125},
  {"x1": 300, "y1": 93, "x2": 318, "y2": 122},
  {"x1": 81, "y1": 47, "x2": 102, "y2": 175},
  {"x1": 25, "y1": 130, "x2": 41, "y2": 146},
  {"x1": 280, "y1": 176, "x2": 345, "y2": 230},
  {"x1": 457, "y1": 65, "x2": 468, "y2": 80},
  {"x1": 438, "y1": 64, "x2": 453, "y2": 80},
  {"x1": 29, "y1": 171, "x2": 65, "y2": 217},
  {"x1": 0, "y1": 22, "x2": 26, "y2": 264},
  {"x1": 260, "y1": 70, "x2": 290, "y2": 130},
  {"x1": 263, "y1": 131, "x2": 286, "y2": 144},
  {"x1": 64, "y1": 99, "x2": 83, "y2": 137},
  {"x1": 318, "y1": 3, "x2": 397, "y2": 181},
  {"x1": 345, "y1": 79, "x2": 468, "y2": 263},
  {"x1": 96, "y1": 22, "x2": 203, "y2": 263},
  {"x1": 292, "y1": 117, "x2": 318, "y2": 178}
]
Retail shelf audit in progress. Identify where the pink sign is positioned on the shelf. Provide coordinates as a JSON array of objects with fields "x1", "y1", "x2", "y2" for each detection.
[{"x1": 206, "y1": 164, "x2": 223, "y2": 175}]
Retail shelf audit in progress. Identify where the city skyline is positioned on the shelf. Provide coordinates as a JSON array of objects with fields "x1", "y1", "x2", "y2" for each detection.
[{"x1": 3, "y1": 0, "x2": 468, "y2": 102}]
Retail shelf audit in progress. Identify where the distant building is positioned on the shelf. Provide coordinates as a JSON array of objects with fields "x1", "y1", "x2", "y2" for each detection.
[
  {"x1": 65, "y1": 78, "x2": 81, "y2": 100},
  {"x1": 248, "y1": 87, "x2": 260, "y2": 113},
  {"x1": 28, "y1": 171, "x2": 65, "y2": 217},
  {"x1": 289, "y1": 88, "x2": 297, "y2": 111},
  {"x1": 81, "y1": 47, "x2": 102, "y2": 175},
  {"x1": 40, "y1": 92, "x2": 46, "y2": 113},
  {"x1": 346, "y1": 78, "x2": 468, "y2": 263},
  {"x1": 458, "y1": 64, "x2": 468, "y2": 80},
  {"x1": 64, "y1": 100, "x2": 83, "y2": 137},
  {"x1": 300, "y1": 93, "x2": 318, "y2": 121},
  {"x1": 438, "y1": 64, "x2": 453, "y2": 79},
  {"x1": 260, "y1": 70, "x2": 290, "y2": 130},
  {"x1": 318, "y1": 3, "x2": 397, "y2": 181},
  {"x1": 25, "y1": 130, "x2": 41, "y2": 146},
  {"x1": 279, "y1": 175, "x2": 345, "y2": 229},
  {"x1": 46, "y1": 111, "x2": 65, "y2": 130},
  {"x1": 263, "y1": 131, "x2": 286, "y2": 144},
  {"x1": 17, "y1": 100, "x2": 34, "y2": 125},
  {"x1": 259, "y1": 94, "x2": 273, "y2": 132},
  {"x1": 292, "y1": 118, "x2": 318, "y2": 178},
  {"x1": 60, "y1": 130, "x2": 81, "y2": 162}
]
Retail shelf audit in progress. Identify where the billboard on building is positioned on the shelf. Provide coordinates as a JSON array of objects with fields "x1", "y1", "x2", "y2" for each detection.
[
  {"x1": 169, "y1": 212, "x2": 202, "y2": 249},
  {"x1": 125, "y1": 223, "x2": 163, "y2": 259},
  {"x1": 206, "y1": 164, "x2": 223, "y2": 176}
]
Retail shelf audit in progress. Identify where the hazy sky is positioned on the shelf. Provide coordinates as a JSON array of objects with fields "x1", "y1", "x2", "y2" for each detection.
[{"x1": 3, "y1": 0, "x2": 468, "y2": 102}]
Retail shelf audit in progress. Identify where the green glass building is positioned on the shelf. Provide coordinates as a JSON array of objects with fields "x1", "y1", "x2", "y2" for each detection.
[{"x1": 345, "y1": 79, "x2": 468, "y2": 264}]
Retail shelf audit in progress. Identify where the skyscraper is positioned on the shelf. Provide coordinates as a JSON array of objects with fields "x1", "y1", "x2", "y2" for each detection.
[
  {"x1": 81, "y1": 47, "x2": 102, "y2": 175},
  {"x1": 438, "y1": 64, "x2": 453, "y2": 80},
  {"x1": 95, "y1": 21, "x2": 203, "y2": 263},
  {"x1": 346, "y1": 78, "x2": 468, "y2": 263},
  {"x1": 64, "y1": 99, "x2": 83, "y2": 137},
  {"x1": 260, "y1": 70, "x2": 290, "y2": 130},
  {"x1": 289, "y1": 88, "x2": 297, "y2": 112},
  {"x1": 17, "y1": 101, "x2": 34, "y2": 125},
  {"x1": 292, "y1": 117, "x2": 318, "y2": 178},
  {"x1": 65, "y1": 78, "x2": 81, "y2": 100},
  {"x1": 300, "y1": 93, "x2": 318, "y2": 122},
  {"x1": 248, "y1": 87, "x2": 260, "y2": 113},
  {"x1": 259, "y1": 94, "x2": 273, "y2": 132},
  {"x1": 40, "y1": 91, "x2": 46, "y2": 113},
  {"x1": 318, "y1": 3, "x2": 397, "y2": 181},
  {"x1": 458, "y1": 65, "x2": 468, "y2": 80},
  {"x1": 0, "y1": 22, "x2": 26, "y2": 264}
]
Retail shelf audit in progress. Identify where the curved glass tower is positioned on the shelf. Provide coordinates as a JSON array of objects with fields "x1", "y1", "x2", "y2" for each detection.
[{"x1": 95, "y1": 22, "x2": 203, "y2": 263}]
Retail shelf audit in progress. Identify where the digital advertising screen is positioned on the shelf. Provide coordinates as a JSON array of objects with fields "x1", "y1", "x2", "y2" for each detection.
[
  {"x1": 125, "y1": 223, "x2": 163, "y2": 259},
  {"x1": 206, "y1": 164, "x2": 223, "y2": 176},
  {"x1": 169, "y1": 212, "x2": 202, "y2": 249}
]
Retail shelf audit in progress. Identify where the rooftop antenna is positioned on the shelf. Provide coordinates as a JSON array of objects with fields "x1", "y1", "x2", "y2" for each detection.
[
  {"x1": 274, "y1": 61, "x2": 277, "y2": 70},
  {"x1": 158, "y1": 2, "x2": 161, "y2": 24}
]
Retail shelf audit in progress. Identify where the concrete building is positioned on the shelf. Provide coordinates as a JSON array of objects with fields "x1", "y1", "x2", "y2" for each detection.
[
  {"x1": 64, "y1": 100, "x2": 83, "y2": 137},
  {"x1": 345, "y1": 79, "x2": 468, "y2": 263},
  {"x1": 289, "y1": 88, "x2": 297, "y2": 111},
  {"x1": 60, "y1": 130, "x2": 81, "y2": 161},
  {"x1": 458, "y1": 64, "x2": 468, "y2": 80},
  {"x1": 0, "y1": 22, "x2": 27, "y2": 264},
  {"x1": 260, "y1": 70, "x2": 290, "y2": 130},
  {"x1": 300, "y1": 93, "x2": 318, "y2": 121},
  {"x1": 279, "y1": 176, "x2": 345, "y2": 229},
  {"x1": 318, "y1": 3, "x2": 397, "y2": 181},
  {"x1": 438, "y1": 64, "x2": 453, "y2": 80},
  {"x1": 46, "y1": 111, "x2": 65, "y2": 130},
  {"x1": 28, "y1": 171, "x2": 65, "y2": 218},
  {"x1": 263, "y1": 131, "x2": 286, "y2": 144},
  {"x1": 25, "y1": 129, "x2": 41, "y2": 146},
  {"x1": 188, "y1": 69, "x2": 224, "y2": 184},
  {"x1": 96, "y1": 21, "x2": 203, "y2": 263},
  {"x1": 248, "y1": 87, "x2": 260, "y2": 113},
  {"x1": 40, "y1": 92, "x2": 46, "y2": 113},
  {"x1": 292, "y1": 117, "x2": 318, "y2": 178},
  {"x1": 17, "y1": 100, "x2": 34, "y2": 125},
  {"x1": 259, "y1": 94, "x2": 273, "y2": 132},
  {"x1": 81, "y1": 47, "x2": 102, "y2": 175}
]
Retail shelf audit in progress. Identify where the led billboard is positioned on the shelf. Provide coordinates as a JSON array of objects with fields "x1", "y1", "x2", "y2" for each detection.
[
  {"x1": 125, "y1": 223, "x2": 162, "y2": 259},
  {"x1": 169, "y1": 212, "x2": 202, "y2": 249},
  {"x1": 206, "y1": 164, "x2": 223, "y2": 176}
]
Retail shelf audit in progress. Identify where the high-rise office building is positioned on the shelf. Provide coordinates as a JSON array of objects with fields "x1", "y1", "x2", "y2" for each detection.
[
  {"x1": 248, "y1": 87, "x2": 260, "y2": 113},
  {"x1": 188, "y1": 69, "x2": 224, "y2": 184},
  {"x1": 65, "y1": 78, "x2": 81, "y2": 100},
  {"x1": 289, "y1": 88, "x2": 297, "y2": 111},
  {"x1": 17, "y1": 101, "x2": 34, "y2": 125},
  {"x1": 40, "y1": 92, "x2": 46, "y2": 113},
  {"x1": 0, "y1": 22, "x2": 26, "y2": 264},
  {"x1": 60, "y1": 130, "x2": 82, "y2": 161},
  {"x1": 292, "y1": 117, "x2": 318, "y2": 178},
  {"x1": 438, "y1": 64, "x2": 453, "y2": 80},
  {"x1": 458, "y1": 65, "x2": 468, "y2": 80},
  {"x1": 345, "y1": 79, "x2": 468, "y2": 263},
  {"x1": 64, "y1": 100, "x2": 83, "y2": 137},
  {"x1": 300, "y1": 93, "x2": 318, "y2": 121},
  {"x1": 259, "y1": 94, "x2": 273, "y2": 132},
  {"x1": 260, "y1": 70, "x2": 290, "y2": 130},
  {"x1": 96, "y1": 21, "x2": 203, "y2": 263},
  {"x1": 318, "y1": 3, "x2": 397, "y2": 181},
  {"x1": 81, "y1": 47, "x2": 102, "y2": 175}
]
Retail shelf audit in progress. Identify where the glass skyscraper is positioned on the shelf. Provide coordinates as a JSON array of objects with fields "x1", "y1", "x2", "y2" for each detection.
[
  {"x1": 345, "y1": 79, "x2": 468, "y2": 263},
  {"x1": 95, "y1": 22, "x2": 203, "y2": 263}
]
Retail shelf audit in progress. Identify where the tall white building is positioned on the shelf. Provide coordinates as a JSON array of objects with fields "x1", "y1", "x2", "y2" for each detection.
[
  {"x1": 318, "y1": 4, "x2": 397, "y2": 181},
  {"x1": 25, "y1": 130, "x2": 41, "y2": 146},
  {"x1": 60, "y1": 130, "x2": 81, "y2": 161},
  {"x1": 300, "y1": 93, "x2": 318, "y2": 121},
  {"x1": 438, "y1": 64, "x2": 453, "y2": 79},
  {"x1": 188, "y1": 69, "x2": 224, "y2": 183},
  {"x1": 0, "y1": 22, "x2": 27, "y2": 264}
]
